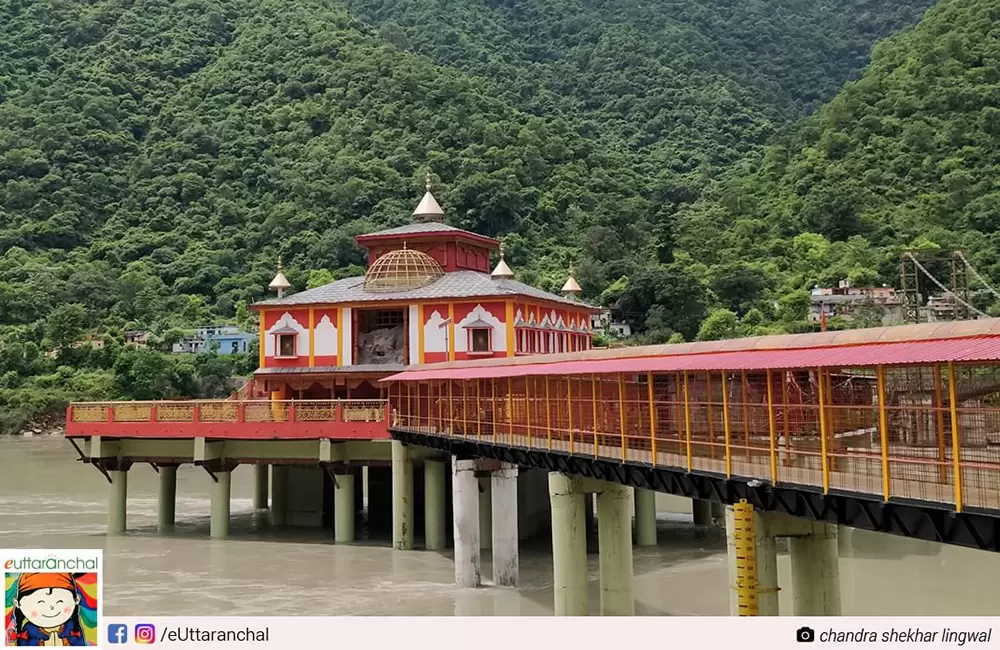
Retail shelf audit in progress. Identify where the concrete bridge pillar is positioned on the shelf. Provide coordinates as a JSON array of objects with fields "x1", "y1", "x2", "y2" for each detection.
[
  {"x1": 424, "y1": 459, "x2": 446, "y2": 551},
  {"x1": 210, "y1": 471, "x2": 232, "y2": 539},
  {"x1": 479, "y1": 476, "x2": 492, "y2": 550},
  {"x1": 270, "y1": 465, "x2": 288, "y2": 527},
  {"x1": 789, "y1": 521, "x2": 841, "y2": 616},
  {"x1": 253, "y1": 464, "x2": 269, "y2": 510},
  {"x1": 597, "y1": 482, "x2": 634, "y2": 615},
  {"x1": 108, "y1": 469, "x2": 128, "y2": 535},
  {"x1": 724, "y1": 506, "x2": 779, "y2": 616},
  {"x1": 692, "y1": 498, "x2": 713, "y2": 526},
  {"x1": 157, "y1": 465, "x2": 177, "y2": 534},
  {"x1": 334, "y1": 472, "x2": 355, "y2": 543},
  {"x1": 491, "y1": 462, "x2": 519, "y2": 587},
  {"x1": 634, "y1": 488, "x2": 657, "y2": 546},
  {"x1": 452, "y1": 458, "x2": 481, "y2": 587},
  {"x1": 548, "y1": 472, "x2": 588, "y2": 616},
  {"x1": 392, "y1": 440, "x2": 414, "y2": 550}
]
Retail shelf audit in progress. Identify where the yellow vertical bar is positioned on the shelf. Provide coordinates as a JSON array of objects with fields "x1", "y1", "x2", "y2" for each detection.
[
  {"x1": 618, "y1": 373, "x2": 627, "y2": 462},
  {"x1": 733, "y1": 499, "x2": 759, "y2": 617},
  {"x1": 417, "y1": 304, "x2": 425, "y2": 364},
  {"x1": 448, "y1": 380, "x2": 454, "y2": 435},
  {"x1": 491, "y1": 378, "x2": 497, "y2": 438},
  {"x1": 437, "y1": 381, "x2": 443, "y2": 431},
  {"x1": 406, "y1": 382, "x2": 412, "y2": 428},
  {"x1": 447, "y1": 303, "x2": 456, "y2": 362},
  {"x1": 876, "y1": 366, "x2": 891, "y2": 501},
  {"x1": 525, "y1": 376, "x2": 533, "y2": 448},
  {"x1": 781, "y1": 371, "x2": 791, "y2": 466},
  {"x1": 947, "y1": 361, "x2": 963, "y2": 512},
  {"x1": 646, "y1": 371, "x2": 657, "y2": 462},
  {"x1": 259, "y1": 310, "x2": 267, "y2": 368},
  {"x1": 545, "y1": 375, "x2": 552, "y2": 451},
  {"x1": 721, "y1": 371, "x2": 732, "y2": 478},
  {"x1": 592, "y1": 374, "x2": 599, "y2": 458},
  {"x1": 507, "y1": 376, "x2": 514, "y2": 445},
  {"x1": 817, "y1": 369, "x2": 830, "y2": 494},
  {"x1": 741, "y1": 370, "x2": 751, "y2": 462},
  {"x1": 460, "y1": 379, "x2": 467, "y2": 438},
  {"x1": 683, "y1": 370, "x2": 693, "y2": 472},
  {"x1": 765, "y1": 369, "x2": 778, "y2": 484},
  {"x1": 568, "y1": 377, "x2": 575, "y2": 455},
  {"x1": 308, "y1": 308, "x2": 315, "y2": 367},
  {"x1": 675, "y1": 375, "x2": 684, "y2": 455},
  {"x1": 505, "y1": 301, "x2": 516, "y2": 358},
  {"x1": 933, "y1": 364, "x2": 947, "y2": 483},
  {"x1": 476, "y1": 379, "x2": 482, "y2": 439},
  {"x1": 336, "y1": 308, "x2": 344, "y2": 365},
  {"x1": 706, "y1": 372, "x2": 715, "y2": 459},
  {"x1": 825, "y1": 368, "x2": 836, "y2": 472}
]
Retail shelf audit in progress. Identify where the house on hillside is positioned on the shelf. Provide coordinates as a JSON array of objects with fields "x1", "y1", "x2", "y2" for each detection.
[{"x1": 171, "y1": 325, "x2": 255, "y2": 355}]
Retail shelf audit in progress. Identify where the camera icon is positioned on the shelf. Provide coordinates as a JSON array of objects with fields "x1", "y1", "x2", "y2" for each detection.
[{"x1": 796, "y1": 626, "x2": 815, "y2": 643}]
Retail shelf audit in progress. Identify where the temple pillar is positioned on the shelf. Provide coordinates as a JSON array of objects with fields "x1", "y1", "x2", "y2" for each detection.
[
  {"x1": 157, "y1": 465, "x2": 177, "y2": 534},
  {"x1": 453, "y1": 458, "x2": 481, "y2": 587},
  {"x1": 491, "y1": 462, "x2": 519, "y2": 587},
  {"x1": 549, "y1": 472, "x2": 588, "y2": 616},
  {"x1": 633, "y1": 487, "x2": 657, "y2": 546},
  {"x1": 108, "y1": 469, "x2": 127, "y2": 535},
  {"x1": 596, "y1": 482, "x2": 634, "y2": 615},
  {"x1": 334, "y1": 473, "x2": 355, "y2": 543},
  {"x1": 210, "y1": 471, "x2": 232, "y2": 539},
  {"x1": 424, "y1": 460, "x2": 447, "y2": 551},
  {"x1": 392, "y1": 440, "x2": 414, "y2": 550}
]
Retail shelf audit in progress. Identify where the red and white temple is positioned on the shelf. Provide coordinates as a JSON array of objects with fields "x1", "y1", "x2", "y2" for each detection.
[{"x1": 251, "y1": 177, "x2": 599, "y2": 402}]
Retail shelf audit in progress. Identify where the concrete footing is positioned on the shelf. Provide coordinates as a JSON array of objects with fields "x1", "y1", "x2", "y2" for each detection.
[
  {"x1": 424, "y1": 460, "x2": 446, "y2": 551},
  {"x1": 597, "y1": 483, "x2": 634, "y2": 615},
  {"x1": 108, "y1": 470, "x2": 127, "y2": 535},
  {"x1": 453, "y1": 458, "x2": 481, "y2": 587},
  {"x1": 548, "y1": 473, "x2": 588, "y2": 615},
  {"x1": 491, "y1": 462, "x2": 519, "y2": 587},
  {"x1": 634, "y1": 488, "x2": 657, "y2": 546},
  {"x1": 392, "y1": 441, "x2": 414, "y2": 550},
  {"x1": 210, "y1": 471, "x2": 231, "y2": 539},
  {"x1": 253, "y1": 464, "x2": 269, "y2": 510},
  {"x1": 334, "y1": 473, "x2": 355, "y2": 543},
  {"x1": 157, "y1": 465, "x2": 176, "y2": 534}
]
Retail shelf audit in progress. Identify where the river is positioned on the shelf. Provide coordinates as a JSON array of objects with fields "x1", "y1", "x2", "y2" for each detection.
[{"x1": 1, "y1": 436, "x2": 997, "y2": 616}]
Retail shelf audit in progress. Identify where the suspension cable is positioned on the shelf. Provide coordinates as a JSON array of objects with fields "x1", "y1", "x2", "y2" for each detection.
[
  {"x1": 904, "y1": 252, "x2": 988, "y2": 318},
  {"x1": 955, "y1": 250, "x2": 1000, "y2": 301}
]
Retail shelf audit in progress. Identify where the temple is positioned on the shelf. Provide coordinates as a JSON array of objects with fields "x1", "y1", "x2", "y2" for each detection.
[{"x1": 251, "y1": 175, "x2": 599, "y2": 401}]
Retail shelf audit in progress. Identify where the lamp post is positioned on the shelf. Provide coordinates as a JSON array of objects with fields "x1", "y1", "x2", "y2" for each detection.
[{"x1": 439, "y1": 316, "x2": 453, "y2": 361}]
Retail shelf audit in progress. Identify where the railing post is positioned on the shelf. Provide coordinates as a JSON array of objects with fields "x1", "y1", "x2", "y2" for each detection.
[
  {"x1": 618, "y1": 373, "x2": 627, "y2": 462},
  {"x1": 876, "y1": 366, "x2": 890, "y2": 501},
  {"x1": 816, "y1": 368, "x2": 830, "y2": 494},
  {"x1": 384, "y1": 401, "x2": 391, "y2": 426},
  {"x1": 721, "y1": 371, "x2": 732, "y2": 478},
  {"x1": 683, "y1": 370, "x2": 693, "y2": 472},
  {"x1": 192, "y1": 405, "x2": 201, "y2": 423},
  {"x1": 476, "y1": 380, "x2": 482, "y2": 439},
  {"x1": 525, "y1": 376, "x2": 533, "y2": 448},
  {"x1": 335, "y1": 401, "x2": 344, "y2": 423},
  {"x1": 545, "y1": 375, "x2": 552, "y2": 451},
  {"x1": 765, "y1": 369, "x2": 778, "y2": 485},
  {"x1": 150, "y1": 404, "x2": 158, "y2": 423},
  {"x1": 646, "y1": 371, "x2": 656, "y2": 462},
  {"x1": 947, "y1": 361, "x2": 963, "y2": 512},
  {"x1": 288, "y1": 401, "x2": 296, "y2": 423},
  {"x1": 66, "y1": 406, "x2": 73, "y2": 426},
  {"x1": 567, "y1": 377, "x2": 575, "y2": 455},
  {"x1": 236, "y1": 402, "x2": 245, "y2": 424},
  {"x1": 591, "y1": 374, "x2": 599, "y2": 458},
  {"x1": 106, "y1": 406, "x2": 114, "y2": 423}
]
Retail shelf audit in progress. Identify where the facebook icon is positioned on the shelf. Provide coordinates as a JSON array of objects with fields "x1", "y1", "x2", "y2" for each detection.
[{"x1": 107, "y1": 623, "x2": 129, "y2": 644}]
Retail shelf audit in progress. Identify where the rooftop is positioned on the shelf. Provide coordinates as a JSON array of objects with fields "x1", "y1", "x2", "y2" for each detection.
[
  {"x1": 355, "y1": 221, "x2": 499, "y2": 247},
  {"x1": 253, "y1": 270, "x2": 599, "y2": 310}
]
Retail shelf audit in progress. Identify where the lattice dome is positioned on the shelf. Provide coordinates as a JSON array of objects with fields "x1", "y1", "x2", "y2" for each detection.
[{"x1": 363, "y1": 247, "x2": 445, "y2": 293}]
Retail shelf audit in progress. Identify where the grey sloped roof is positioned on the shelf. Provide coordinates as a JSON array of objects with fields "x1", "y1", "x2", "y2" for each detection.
[
  {"x1": 359, "y1": 222, "x2": 468, "y2": 237},
  {"x1": 254, "y1": 270, "x2": 598, "y2": 309}
]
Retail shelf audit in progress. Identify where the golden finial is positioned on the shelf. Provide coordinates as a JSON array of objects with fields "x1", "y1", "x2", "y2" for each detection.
[
  {"x1": 269, "y1": 254, "x2": 291, "y2": 297},
  {"x1": 491, "y1": 239, "x2": 514, "y2": 279},
  {"x1": 425, "y1": 171, "x2": 432, "y2": 192}
]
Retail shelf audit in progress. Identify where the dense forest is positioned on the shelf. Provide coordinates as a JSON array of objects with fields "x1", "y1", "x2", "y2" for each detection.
[{"x1": 0, "y1": 0, "x2": 981, "y2": 432}]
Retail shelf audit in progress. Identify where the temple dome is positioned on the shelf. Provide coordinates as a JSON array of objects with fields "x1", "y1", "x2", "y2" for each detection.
[{"x1": 363, "y1": 247, "x2": 445, "y2": 293}]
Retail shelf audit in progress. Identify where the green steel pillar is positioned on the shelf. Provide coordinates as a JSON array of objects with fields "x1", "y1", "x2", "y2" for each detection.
[
  {"x1": 424, "y1": 459, "x2": 446, "y2": 551},
  {"x1": 548, "y1": 472, "x2": 588, "y2": 616},
  {"x1": 253, "y1": 464, "x2": 269, "y2": 510},
  {"x1": 453, "y1": 458, "x2": 481, "y2": 587},
  {"x1": 210, "y1": 471, "x2": 231, "y2": 539},
  {"x1": 270, "y1": 465, "x2": 288, "y2": 527},
  {"x1": 392, "y1": 440, "x2": 414, "y2": 550},
  {"x1": 633, "y1": 487, "x2": 657, "y2": 547},
  {"x1": 596, "y1": 482, "x2": 634, "y2": 616},
  {"x1": 157, "y1": 465, "x2": 177, "y2": 534},
  {"x1": 108, "y1": 469, "x2": 128, "y2": 535},
  {"x1": 335, "y1": 473, "x2": 355, "y2": 543}
]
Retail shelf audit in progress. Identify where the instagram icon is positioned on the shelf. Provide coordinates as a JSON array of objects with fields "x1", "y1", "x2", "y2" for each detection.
[{"x1": 134, "y1": 623, "x2": 157, "y2": 644}]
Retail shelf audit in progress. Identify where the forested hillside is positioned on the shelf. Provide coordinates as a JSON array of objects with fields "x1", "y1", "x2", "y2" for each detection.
[
  {"x1": 0, "y1": 0, "x2": 936, "y2": 430},
  {"x1": 671, "y1": 0, "x2": 1000, "y2": 342}
]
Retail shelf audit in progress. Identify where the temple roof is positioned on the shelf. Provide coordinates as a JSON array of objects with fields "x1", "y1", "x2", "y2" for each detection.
[
  {"x1": 355, "y1": 222, "x2": 499, "y2": 247},
  {"x1": 253, "y1": 270, "x2": 600, "y2": 310}
]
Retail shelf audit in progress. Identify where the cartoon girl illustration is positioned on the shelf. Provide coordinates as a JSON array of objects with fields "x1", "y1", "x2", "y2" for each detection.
[{"x1": 9, "y1": 573, "x2": 87, "y2": 646}]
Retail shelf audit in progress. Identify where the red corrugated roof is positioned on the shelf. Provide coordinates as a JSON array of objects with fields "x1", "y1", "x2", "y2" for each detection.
[{"x1": 382, "y1": 336, "x2": 1000, "y2": 382}]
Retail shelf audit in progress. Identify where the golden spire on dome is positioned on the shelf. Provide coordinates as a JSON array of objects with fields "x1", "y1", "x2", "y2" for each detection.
[
  {"x1": 491, "y1": 241, "x2": 514, "y2": 280},
  {"x1": 561, "y1": 265, "x2": 582, "y2": 297},
  {"x1": 413, "y1": 170, "x2": 444, "y2": 221},
  {"x1": 269, "y1": 256, "x2": 291, "y2": 298}
]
